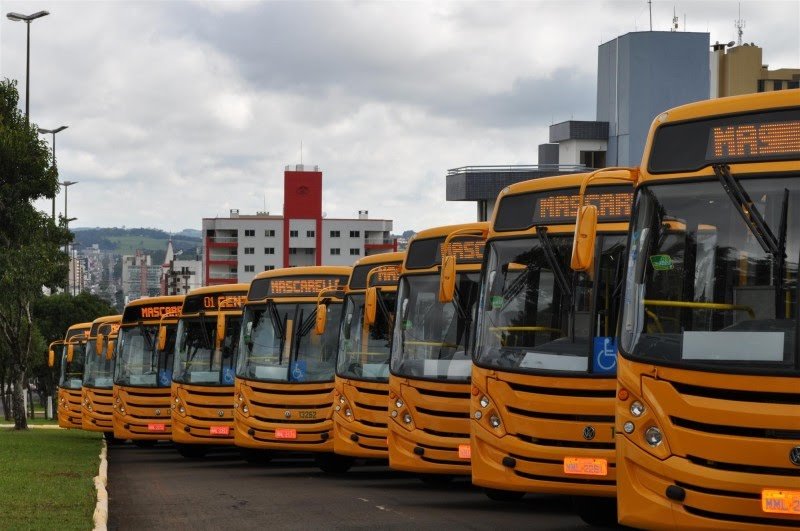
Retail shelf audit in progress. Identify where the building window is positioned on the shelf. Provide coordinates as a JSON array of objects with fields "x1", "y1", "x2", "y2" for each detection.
[
  {"x1": 264, "y1": 265, "x2": 275, "y2": 271},
  {"x1": 229, "y1": 267, "x2": 237, "y2": 273},
  {"x1": 290, "y1": 230, "x2": 298, "y2": 238},
  {"x1": 264, "y1": 247, "x2": 275, "y2": 254},
  {"x1": 774, "y1": 80, "x2": 784, "y2": 91},
  {"x1": 757, "y1": 79, "x2": 766, "y2": 92},
  {"x1": 580, "y1": 150, "x2": 606, "y2": 169},
  {"x1": 244, "y1": 229, "x2": 255, "y2": 237},
  {"x1": 349, "y1": 230, "x2": 360, "y2": 238},
  {"x1": 330, "y1": 230, "x2": 340, "y2": 238},
  {"x1": 265, "y1": 229, "x2": 275, "y2": 237},
  {"x1": 244, "y1": 265, "x2": 255, "y2": 272},
  {"x1": 304, "y1": 249, "x2": 314, "y2": 255},
  {"x1": 788, "y1": 81, "x2": 799, "y2": 89},
  {"x1": 330, "y1": 248, "x2": 341, "y2": 255},
  {"x1": 307, "y1": 230, "x2": 315, "y2": 238},
  {"x1": 350, "y1": 248, "x2": 361, "y2": 256},
  {"x1": 289, "y1": 248, "x2": 298, "y2": 255},
  {"x1": 244, "y1": 247, "x2": 254, "y2": 255}
]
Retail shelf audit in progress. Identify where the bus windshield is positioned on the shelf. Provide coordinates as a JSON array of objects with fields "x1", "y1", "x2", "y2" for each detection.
[
  {"x1": 390, "y1": 272, "x2": 480, "y2": 382},
  {"x1": 83, "y1": 339, "x2": 114, "y2": 388},
  {"x1": 237, "y1": 302, "x2": 342, "y2": 383},
  {"x1": 59, "y1": 343, "x2": 85, "y2": 390},
  {"x1": 114, "y1": 324, "x2": 176, "y2": 387},
  {"x1": 474, "y1": 235, "x2": 625, "y2": 374},
  {"x1": 337, "y1": 291, "x2": 397, "y2": 381},
  {"x1": 621, "y1": 175, "x2": 799, "y2": 374},
  {"x1": 173, "y1": 316, "x2": 241, "y2": 386}
]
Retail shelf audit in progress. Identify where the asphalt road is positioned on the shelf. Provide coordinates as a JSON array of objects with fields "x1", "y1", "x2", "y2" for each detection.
[{"x1": 107, "y1": 443, "x2": 603, "y2": 530}]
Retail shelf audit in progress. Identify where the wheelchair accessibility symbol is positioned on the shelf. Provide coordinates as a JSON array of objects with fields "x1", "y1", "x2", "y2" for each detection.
[
  {"x1": 592, "y1": 337, "x2": 617, "y2": 375},
  {"x1": 290, "y1": 360, "x2": 307, "y2": 382}
]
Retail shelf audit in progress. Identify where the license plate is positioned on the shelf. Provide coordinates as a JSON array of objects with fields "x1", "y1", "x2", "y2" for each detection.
[
  {"x1": 563, "y1": 457, "x2": 608, "y2": 476},
  {"x1": 275, "y1": 428, "x2": 297, "y2": 439},
  {"x1": 458, "y1": 444, "x2": 471, "y2": 459},
  {"x1": 210, "y1": 425, "x2": 229, "y2": 435},
  {"x1": 147, "y1": 423, "x2": 165, "y2": 432},
  {"x1": 762, "y1": 489, "x2": 800, "y2": 515}
]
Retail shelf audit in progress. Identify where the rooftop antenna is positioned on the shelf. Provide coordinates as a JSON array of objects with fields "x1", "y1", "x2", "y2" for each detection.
[
  {"x1": 648, "y1": 0, "x2": 653, "y2": 31},
  {"x1": 671, "y1": 6, "x2": 678, "y2": 32},
  {"x1": 735, "y1": 2, "x2": 745, "y2": 46}
]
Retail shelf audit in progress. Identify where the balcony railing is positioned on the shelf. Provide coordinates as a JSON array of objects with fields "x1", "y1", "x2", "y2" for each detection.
[
  {"x1": 364, "y1": 238, "x2": 394, "y2": 245},
  {"x1": 208, "y1": 272, "x2": 238, "y2": 280},
  {"x1": 207, "y1": 236, "x2": 238, "y2": 243},
  {"x1": 208, "y1": 253, "x2": 238, "y2": 261}
]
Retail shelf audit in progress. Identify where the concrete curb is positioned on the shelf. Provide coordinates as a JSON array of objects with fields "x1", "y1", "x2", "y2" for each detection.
[
  {"x1": 0, "y1": 424, "x2": 63, "y2": 429},
  {"x1": 92, "y1": 438, "x2": 109, "y2": 531}
]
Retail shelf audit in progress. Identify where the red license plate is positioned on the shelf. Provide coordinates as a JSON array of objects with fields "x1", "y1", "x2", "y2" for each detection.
[
  {"x1": 210, "y1": 425, "x2": 230, "y2": 435},
  {"x1": 458, "y1": 444, "x2": 471, "y2": 459},
  {"x1": 563, "y1": 457, "x2": 608, "y2": 476},
  {"x1": 762, "y1": 489, "x2": 800, "y2": 515},
  {"x1": 275, "y1": 428, "x2": 297, "y2": 439},
  {"x1": 147, "y1": 423, "x2": 165, "y2": 432}
]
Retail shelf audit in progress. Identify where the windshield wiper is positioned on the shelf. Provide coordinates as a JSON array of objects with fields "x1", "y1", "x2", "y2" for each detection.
[
  {"x1": 267, "y1": 300, "x2": 285, "y2": 343},
  {"x1": 714, "y1": 164, "x2": 781, "y2": 256},
  {"x1": 536, "y1": 227, "x2": 573, "y2": 301}
]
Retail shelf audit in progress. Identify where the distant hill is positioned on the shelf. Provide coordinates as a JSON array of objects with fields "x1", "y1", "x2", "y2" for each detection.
[{"x1": 72, "y1": 227, "x2": 202, "y2": 256}]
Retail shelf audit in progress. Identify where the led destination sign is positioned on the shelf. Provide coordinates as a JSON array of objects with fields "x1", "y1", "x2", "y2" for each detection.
[
  {"x1": 494, "y1": 186, "x2": 632, "y2": 232},
  {"x1": 405, "y1": 236, "x2": 486, "y2": 270},
  {"x1": 648, "y1": 108, "x2": 800, "y2": 173},
  {"x1": 248, "y1": 275, "x2": 349, "y2": 301},
  {"x1": 182, "y1": 292, "x2": 248, "y2": 314},
  {"x1": 350, "y1": 263, "x2": 402, "y2": 290},
  {"x1": 122, "y1": 304, "x2": 182, "y2": 323}
]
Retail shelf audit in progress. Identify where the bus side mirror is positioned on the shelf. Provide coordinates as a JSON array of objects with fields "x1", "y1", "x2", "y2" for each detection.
[
  {"x1": 95, "y1": 334, "x2": 105, "y2": 355},
  {"x1": 315, "y1": 304, "x2": 327, "y2": 335},
  {"x1": 438, "y1": 255, "x2": 456, "y2": 303},
  {"x1": 48, "y1": 348, "x2": 55, "y2": 368},
  {"x1": 216, "y1": 315, "x2": 225, "y2": 350},
  {"x1": 365, "y1": 287, "x2": 378, "y2": 326},
  {"x1": 571, "y1": 205, "x2": 598, "y2": 272},
  {"x1": 106, "y1": 340, "x2": 115, "y2": 360},
  {"x1": 67, "y1": 343, "x2": 75, "y2": 363},
  {"x1": 157, "y1": 326, "x2": 168, "y2": 351}
]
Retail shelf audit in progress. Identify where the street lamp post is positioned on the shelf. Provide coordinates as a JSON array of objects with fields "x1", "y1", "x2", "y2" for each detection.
[
  {"x1": 6, "y1": 10, "x2": 50, "y2": 124},
  {"x1": 60, "y1": 181, "x2": 77, "y2": 255},
  {"x1": 39, "y1": 126, "x2": 69, "y2": 220}
]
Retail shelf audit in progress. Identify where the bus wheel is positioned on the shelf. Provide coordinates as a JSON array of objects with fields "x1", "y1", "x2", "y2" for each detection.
[
  {"x1": 484, "y1": 488, "x2": 525, "y2": 502},
  {"x1": 315, "y1": 453, "x2": 354, "y2": 474},
  {"x1": 241, "y1": 449, "x2": 273, "y2": 465},
  {"x1": 572, "y1": 496, "x2": 618, "y2": 527},
  {"x1": 176, "y1": 443, "x2": 207, "y2": 459},
  {"x1": 419, "y1": 474, "x2": 454, "y2": 486},
  {"x1": 103, "y1": 432, "x2": 125, "y2": 445}
]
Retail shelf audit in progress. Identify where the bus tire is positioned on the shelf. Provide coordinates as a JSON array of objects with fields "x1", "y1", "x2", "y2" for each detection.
[
  {"x1": 133, "y1": 440, "x2": 157, "y2": 449},
  {"x1": 175, "y1": 443, "x2": 207, "y2": 459},
  {"x1": 241, "y1": 449, "x2": 273, "y2": 465},
  {"x1": 419, "y1": 474, "x2": 454, "y2": 486},
  {"x1": 315, "y1": 453, "x2": 354, "y2": 474},
  {"x1": 572, "y1": 496, "x2": 618, "y2": 527},
  {"x1": 103, "y1": 432, "x2": 125, "y2": 445},
  {"x1": 484, "y1": 488, "x2": 525, "y2": 502}
]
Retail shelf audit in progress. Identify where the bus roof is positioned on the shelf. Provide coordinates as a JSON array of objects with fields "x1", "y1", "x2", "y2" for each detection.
[
  {"x1": 251, "y1": 265, "x2": 352, "y2": 281},
  {"x1": 184, "y1": 283, "x2": 250, "y2": 297},
  {"x1": 89, "y1": 315, "x2": 122, "y2": 338},
  {"x1": 65, "y1": 322, "x2": 92, "y2": 341},
  {"x1": 123, "y1": 295, "x2": 185, "y2": 307},
  {"x1": 410, "y1": 221, "x2": 489, "y2": 242}
]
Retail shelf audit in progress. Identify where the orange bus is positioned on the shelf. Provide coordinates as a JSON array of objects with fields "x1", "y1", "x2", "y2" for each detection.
[
  {"x1": 333, "y1": 252, "x2": 404, "y2": 459},
  {"x1": 388, "y1": 222, "x2": 488, "y2": 479},
  {"x1": 82, "y1": 314, "x2": 122, "y2": 440},
  {"x1": 234, "y1": 266, "x2": 350, "y2": 471},
  {"x1": 49, "y1": 321, "x2": 92, "y2": 429},
  {"x1": 604, "y1": 90, "x2": 800, "y2": 529},
  {"x1": 469, "y1": 172, "x2": 632, "y2": 521},
  {"x1": 171, "y1": 284, "x2": 248, "y2": 458},
  {"x1": 112, "y1": 295, "x2": 184, "y2": 445}
]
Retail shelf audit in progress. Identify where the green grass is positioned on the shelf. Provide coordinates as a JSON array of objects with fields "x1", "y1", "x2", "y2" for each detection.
[{"x1": 0, "y1": 428, "x2": 102, "y2": 530}]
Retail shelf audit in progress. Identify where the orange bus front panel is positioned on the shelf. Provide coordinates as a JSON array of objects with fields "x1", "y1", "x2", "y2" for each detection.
[
  {"x1": 58, "y1": 388, "x2": 83, "y2": 429},
  {"x1": 171, "y1": 383, "x2": 234, "y2": 445},
  {"x1": 332, "y1": 378, "x2": 389, "y2": 458},
  {"x1": 234, "y1": 379, "x2": 334, "y2": 452},
  {"x1": 82, "y1": 387, "x2": 114, "y2": 432},
  {"x1": 113, "y1": 386, "x2": 172, "y2": 441}
]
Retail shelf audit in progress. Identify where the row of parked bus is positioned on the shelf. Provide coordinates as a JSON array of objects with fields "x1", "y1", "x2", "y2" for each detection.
[{"x1": 49, "y1": 90, "x2": 799, "y2": 529}]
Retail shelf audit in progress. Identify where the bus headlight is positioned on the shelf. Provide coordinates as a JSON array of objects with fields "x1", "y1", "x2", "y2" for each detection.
[
  {"x1": 489, "y1": 415, "x2": 501, "y2": 428},
  {"x1": 644, "y1": 426, "x2": 663, "y2": 447},
  {"x1": 403, "y1": 413, "x2": 412, "y2": 424},
  {"x1": 479, "y1": 396, "x2": 490, "y2": 408},
  {"x1": 623, "y1": 421, "x2": 635, "y2": 434},
  {"x1": 630, "y1": 401, "x2": 645, "y2": 417},
  {"x1": 395, "y1": 399, "x2": 403, "y2": 408}
]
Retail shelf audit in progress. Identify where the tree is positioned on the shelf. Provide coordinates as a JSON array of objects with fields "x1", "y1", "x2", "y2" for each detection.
[{"x1": 0, "y1": 79, "x2": 72, "y2": 429}]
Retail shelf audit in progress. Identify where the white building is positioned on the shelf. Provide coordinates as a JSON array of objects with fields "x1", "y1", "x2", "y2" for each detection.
[{"x1": 202, "y1": 165, "x2": 395, "y2": 285}]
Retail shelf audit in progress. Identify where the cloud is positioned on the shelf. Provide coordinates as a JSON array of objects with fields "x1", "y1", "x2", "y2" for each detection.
[{"x1": 2, "y1": 0, "x2": 797, "y2": 235}]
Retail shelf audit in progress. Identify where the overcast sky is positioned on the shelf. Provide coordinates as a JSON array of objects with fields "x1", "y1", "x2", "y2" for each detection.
[{"x1": 1, "y1": 0, "x2": 798, "y2": 234}]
